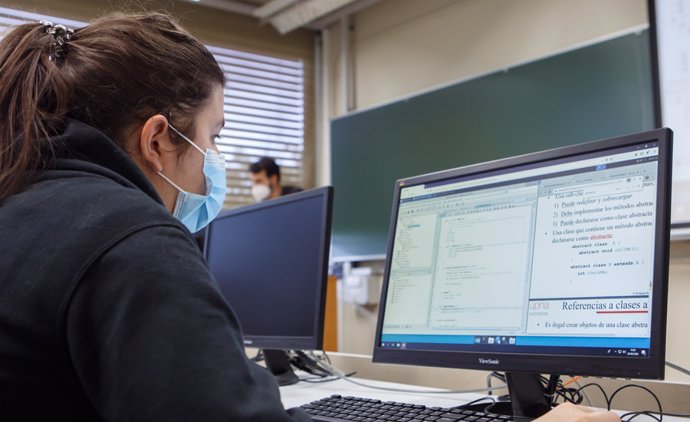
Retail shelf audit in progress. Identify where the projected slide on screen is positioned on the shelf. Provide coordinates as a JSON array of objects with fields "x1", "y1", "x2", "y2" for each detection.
[
  {"x1": 654, "y1": 0, "x2": 690, "y2": 224},
  {"x1": 528, "y1": 163, "x2": 656, "y2": 339},
  {"x1": 382, "y1": 145, "x2": 658, "y2": 351}
]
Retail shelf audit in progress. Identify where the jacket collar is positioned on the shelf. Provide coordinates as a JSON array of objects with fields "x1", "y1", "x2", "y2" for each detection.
[{"x1": 49, "y1": 119, "x2": 164, "y2": 205}]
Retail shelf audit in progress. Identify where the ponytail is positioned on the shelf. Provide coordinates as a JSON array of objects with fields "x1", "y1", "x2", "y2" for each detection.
[
  {"x1": 0, "y1": 12, "x2": 224, "y2": 202},
  {"x1": 0, "y1": 23, "x2": 71, "y2": 200}
]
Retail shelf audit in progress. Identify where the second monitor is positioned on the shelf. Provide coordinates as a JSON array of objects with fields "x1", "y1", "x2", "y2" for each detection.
[{"x1": 204, "y1": 186, "x2": 334, "y2": 385}]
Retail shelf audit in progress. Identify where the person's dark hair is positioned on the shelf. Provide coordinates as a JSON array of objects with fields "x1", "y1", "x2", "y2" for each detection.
[
  {"x1": 249, "y1": 157, "x2": 280, "y2": 181},
  {"x1": 0, "y1": 11, "x2": 225, "y2": 201}
]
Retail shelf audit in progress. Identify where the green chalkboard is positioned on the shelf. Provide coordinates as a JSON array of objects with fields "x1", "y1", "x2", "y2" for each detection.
[{"x1": 330, "y1": 31, "x2": 655, "y2": 258}]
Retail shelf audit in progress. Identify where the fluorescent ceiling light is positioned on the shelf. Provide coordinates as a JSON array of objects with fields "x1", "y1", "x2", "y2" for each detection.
[
  {"x1": 258, "y1": 0, "x2": 360, "y2": 34},
  {"x1": 253, "y1": 0, "x2": 301, "y2": 19}
]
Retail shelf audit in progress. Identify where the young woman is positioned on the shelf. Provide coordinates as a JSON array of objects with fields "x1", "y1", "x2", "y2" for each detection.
[
  {"x1": 0, "y1": 12, "x2": 310, "y2": 420},
  {"x1": 0, "y1": 10, "x2": 619, "y2": 422}
]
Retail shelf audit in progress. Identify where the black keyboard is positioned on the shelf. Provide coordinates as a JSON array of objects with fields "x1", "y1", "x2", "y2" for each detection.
[{"x1": 301, "y1": 395, "x2": 513, "y2": 422}]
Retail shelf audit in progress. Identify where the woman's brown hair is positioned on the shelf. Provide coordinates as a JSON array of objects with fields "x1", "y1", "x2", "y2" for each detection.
[{"x1": 0, "y1": 11, "x2": 225, "y2": 200}]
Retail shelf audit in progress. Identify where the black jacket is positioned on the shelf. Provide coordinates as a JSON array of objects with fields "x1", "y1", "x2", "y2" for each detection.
[{"x1": 0, "y1": 120, "x2": 311, "y2": 421}]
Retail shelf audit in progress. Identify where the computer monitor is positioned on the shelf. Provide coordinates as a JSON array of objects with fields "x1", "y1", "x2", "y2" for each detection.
[
  {"x1": 373, "y1": 129, "x2": 672, "y2": 418},
  {"x1": 204, "y1": 186, "x2": 333, "y2": 385}
]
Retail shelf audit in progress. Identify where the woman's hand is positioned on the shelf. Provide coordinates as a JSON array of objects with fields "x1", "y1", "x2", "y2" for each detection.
[{"x1": 534, "y1": 403, "x2": 620, "y2": 422}]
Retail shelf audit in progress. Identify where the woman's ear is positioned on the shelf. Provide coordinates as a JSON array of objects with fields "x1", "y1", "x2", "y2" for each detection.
[{"x1": 137, "y1": 114, "x2": 174, "y2": 173}]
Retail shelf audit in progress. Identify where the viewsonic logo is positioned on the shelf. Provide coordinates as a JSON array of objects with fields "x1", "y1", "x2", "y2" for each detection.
[
  {"x1": 479, "y1": 358, "x2": 500, "y2": 365},
  {"x1": 244, "y1": 340, "x2": 253, "y2": 345}
]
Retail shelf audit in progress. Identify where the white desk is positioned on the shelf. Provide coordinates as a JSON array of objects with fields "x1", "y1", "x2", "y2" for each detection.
[{"x1": 280, "y1": 377, "x2": 688, "y2": 421}]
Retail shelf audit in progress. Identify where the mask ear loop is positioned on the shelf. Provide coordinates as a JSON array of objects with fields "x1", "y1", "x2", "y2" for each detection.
[
  {"x1": 156, "y1": 169, "x2": 185, "y2": 193},
  {"x1": 157, "y1": 119, "x2": 221, "y2": 195},
  {"x1": 168, "y1": 123, "x2": 206, "y2": 156},
  {"x1": 148, "y1": 117, "x2": 195, "y2": 192}
]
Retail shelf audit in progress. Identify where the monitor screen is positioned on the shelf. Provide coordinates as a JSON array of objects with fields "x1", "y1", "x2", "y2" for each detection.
[
  {"x1": 204, "y1": 186, "x2": 333, "y2": 351},
  {"x1": 374, "y1": 129, "x2": 672, "y2": 382}
]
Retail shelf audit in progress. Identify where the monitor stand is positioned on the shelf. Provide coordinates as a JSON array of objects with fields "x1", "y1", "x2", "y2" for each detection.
[
  {"x1": 458, "y1": 372, "x2": 552, "y2": 421},
  {"x1": 290, "y1": 350, "x2": 332, "y2": 377},
  {"x1": 505, "y1": 372, "x2": 552, "y2": 420},
  {"x1": 263, "y1": 349, "x2": 299, "y2": 386}
]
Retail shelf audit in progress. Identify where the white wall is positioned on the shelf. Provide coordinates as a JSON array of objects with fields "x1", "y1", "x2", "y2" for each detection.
[
  {"x1": 321, "y1": 0, "x2": 690, "y2": 392},
  {"x1": 351, "y1": 0, "x2": 648, "y2": 110}
]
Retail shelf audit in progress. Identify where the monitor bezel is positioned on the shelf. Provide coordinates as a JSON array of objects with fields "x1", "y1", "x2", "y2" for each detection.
[
  {"x1": 204, "y1": 186, "x2": 334, "y2": 351},
  {"x1": 373, "y1": 128, "x2": 672, "y2": 379}
]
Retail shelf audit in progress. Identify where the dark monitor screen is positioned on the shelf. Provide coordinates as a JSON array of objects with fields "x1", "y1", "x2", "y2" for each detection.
[
  {"x1": 204, "y1": 186, "x2": 333, "y2": 351},
  {"x1": 374, "y1": 128, "x2": 672, "y2": 386}
]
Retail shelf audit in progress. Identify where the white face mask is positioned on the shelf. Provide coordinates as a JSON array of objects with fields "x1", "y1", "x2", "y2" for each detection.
[{"x1": 251, "y1": 183, "x2": 271, "y2": 202}]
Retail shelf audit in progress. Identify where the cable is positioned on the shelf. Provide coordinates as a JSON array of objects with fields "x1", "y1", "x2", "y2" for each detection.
[
  {"x1": 321, "y1": 351, "x2": 333, "y2": 366},
  {"x1": 609, "y1": 385, "x2": 663, "y2": 422},
  {"x1": 469, "y1": 395, "x2": 518, "y2": 417},
  {"x1": 291, "y1": 350, "x2": 332, "y2": 377},
  {"x1": 302, "y1": 378, "x2": 338, "y2": 384},
  {"x1": 623, "y1": 411, "x2": 690, "y2": 419},
  {"x1": 482, "y1": 400, "x2": 504, "y2": 415},
  {"x1": 576, "y1": 382, "x2": 672, "y2": 422},
  {"x1": 621, "y1": 410, "x2": 662, "y2": 422},
  {"x1": 574, "y1": 380, "x2": 592, "y2": 407},
  {"x1": 486, "y1": 373, "x2": 494, "y2": 395},
  {"x1": 562, "y1": 376, "x2": 582, "y2": 388},
  {"x1": 453, "y1": 395, "x2": 510, "y2": 416},
  {"x1": 551, "y1": 376, "x2": 587, "y2": 406},
  {"x1": 545, "y1": 374, "x2": 560, "y2": 402},
  {"x1": 486, "y1": 372, "x2": 505, "y2": 396},
  {"x1": 461, "y1": 396, "x2": 497, "y2": 407},
  {"x1": 666, "y1": 361, "x2": 690, "y2": 377},
  {"x1": 533, "y1": 374, "x2": 584, "y2": 407},
  {"x1": 301, "y1": 371, "x2": 357, "y2": 384},
  {"x1": 576, "y1": 382, "x2": 611, "y2": 406},
  {"x1": 250, "y1": 349, "x2": 264, "y2": 362},
  {"x1": 552, "y1": 385, "x2": 583, "y2": 405}
]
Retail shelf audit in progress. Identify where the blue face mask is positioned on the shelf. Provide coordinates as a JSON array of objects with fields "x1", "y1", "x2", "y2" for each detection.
[{"x1": 157, "y1": 124, "x2": 227, "y2": 233}]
